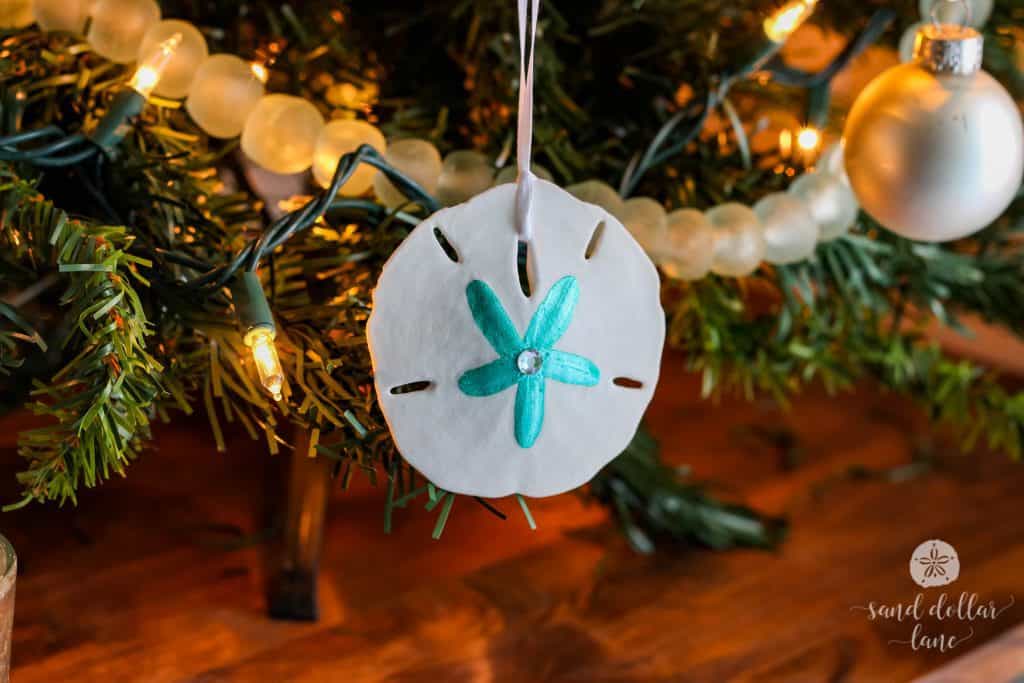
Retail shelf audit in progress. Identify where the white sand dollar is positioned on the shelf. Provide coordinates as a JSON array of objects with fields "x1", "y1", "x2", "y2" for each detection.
[{"x1": 368, "y1": 180, "x2": 665, "y2": 497}]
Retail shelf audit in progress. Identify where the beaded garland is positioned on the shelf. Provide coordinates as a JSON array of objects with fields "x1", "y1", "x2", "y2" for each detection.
[{"x1": 14, "y1": 0, "x2": 861, "y2": 281}]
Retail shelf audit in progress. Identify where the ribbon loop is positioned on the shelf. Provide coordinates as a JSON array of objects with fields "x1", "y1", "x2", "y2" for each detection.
[{"x1": 515, "y1": 0, "x2": 540, "y2": 241}]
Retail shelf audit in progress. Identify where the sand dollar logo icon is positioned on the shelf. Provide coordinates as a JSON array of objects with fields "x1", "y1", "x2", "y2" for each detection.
[{"x1": 910, "y1": 539, "x2": 960, "y2": 588}]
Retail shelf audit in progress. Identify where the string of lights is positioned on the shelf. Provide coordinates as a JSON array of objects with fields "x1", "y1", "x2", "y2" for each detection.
[
  {"x1": 620, "y1": 4, "x2": 897, "y2": 197},
  {"x1": 0, "y1": 0, "x2": 897, "y2": 404}
]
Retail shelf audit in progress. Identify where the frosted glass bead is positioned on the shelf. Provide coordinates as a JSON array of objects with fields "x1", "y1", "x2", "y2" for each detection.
[
  {"x1": 186, "y1": 55, "x2": 265, "y2": 139},
  {"x1": 373, "y1": 138, "x2": 443, "y2": 208},
  {"x1": 706, "y1": 203, "x2": 765, "y2": 277},
  {"x1": 660, "y1": 209, "x2": 715, "y2": 281},
  {"x1": 788, "y1": 171, "x2": 859, "y2": 241},
  {"x1": 33, "y1": 0, "x2": 89, "y2": 33},
  {"x1": 312, "y1": 119, "x2": 386, "y2": 195},
  {"x1": 87, "y1": 0, "x2": 160, "y2": 64},
  {"x1": 436, "y1": 150, "x2": 494, "y2": 206},
  {"x1": 753, "y1": 193, "x2": 819, "y2": 265},
  {"x1": 818, "y1": 142, "x2": 846, "y2": 179},
  {"x1": 241, "y1": 95, "x2": 325, "y2": 175},
  {"x1": 137, "y1": 20, "x2": 207, "y2": 99},
  {"x1": 566, "y1": 180, "x2": 624, "y2": 216},
  {"x1": 0, "y1": 0, "x2": 33, "y2": 28},
  {"x1": 615, "y1": 197, "x2": 666, "y2": 255}
]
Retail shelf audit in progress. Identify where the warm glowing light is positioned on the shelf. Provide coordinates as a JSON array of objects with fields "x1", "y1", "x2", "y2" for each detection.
[
  {"x1": 764, "y1": 0, "x2": 818, "y2": 43},
  {"x1": 778, "y1": 129, "x2": 793, "y2": 158},
  {"x1": 246, "y1": 327, "x2": 284, "y2": 401},
  {"x1": 129, "y1": 33, "x2": 183, "y2": 98},
  {"x1": 131, "y1": 67, "x2": 161, "y2": 96},
  {"x1": 796, "y1": 126, "x2": 821, "y2": 151},
  {"x1": 250, "y1": 62, "x2": 269, "y2": 84}
]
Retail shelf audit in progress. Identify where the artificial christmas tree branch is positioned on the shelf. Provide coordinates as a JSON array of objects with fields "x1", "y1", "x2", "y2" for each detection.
[
  {"x1": 0, "y1": 0, "x2": 1020, "y2": 553},
  {"x1": 0, "y1": 169, "x2": 161, "y2": 508}
]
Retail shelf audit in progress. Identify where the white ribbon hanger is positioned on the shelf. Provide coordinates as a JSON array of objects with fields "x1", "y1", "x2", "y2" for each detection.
[{"x1": 515, "y1": 0, "x2": 540, "y2": 242}]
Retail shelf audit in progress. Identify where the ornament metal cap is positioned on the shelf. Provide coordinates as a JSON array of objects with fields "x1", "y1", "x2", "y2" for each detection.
[{"x1": 912, "y1": 23, "x2": 984, "y2": 75}]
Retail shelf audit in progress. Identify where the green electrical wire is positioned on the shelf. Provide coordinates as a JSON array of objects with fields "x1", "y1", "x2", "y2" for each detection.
[
  {"x1": 150, "y1": 144, "x2": 440, "y2": 293},
  {"x1": 620, "y1": 8, "x2": 896, "y2": 196}
]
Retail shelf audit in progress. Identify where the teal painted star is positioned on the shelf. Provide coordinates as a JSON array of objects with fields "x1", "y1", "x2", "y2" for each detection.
[{"x1": 457, "y1": 275, "x2": 600, "y2": 448}]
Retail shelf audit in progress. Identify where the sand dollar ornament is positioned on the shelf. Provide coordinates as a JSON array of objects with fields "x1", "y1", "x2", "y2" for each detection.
[
  {"x1": 369, "y1": 180, "x2": 665, "y2": 497},
  {"x1": 368, "y1": 0, "x2": 665, "y2": 498}
]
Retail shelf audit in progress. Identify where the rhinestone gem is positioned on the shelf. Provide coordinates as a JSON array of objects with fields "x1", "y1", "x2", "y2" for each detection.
[{"x1": 516, "y1": 348, "x2": 543, "y2": 375}]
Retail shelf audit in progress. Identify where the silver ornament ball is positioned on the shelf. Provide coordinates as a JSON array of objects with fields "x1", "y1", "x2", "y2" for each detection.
[{"x1": 843, "y1": 50, "x2": 1023, "y2": 241}]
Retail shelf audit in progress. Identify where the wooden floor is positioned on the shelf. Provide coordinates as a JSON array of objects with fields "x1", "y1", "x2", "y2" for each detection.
[{"x1": 3, "y1": 354, "x2": 1024, "y2": 682}]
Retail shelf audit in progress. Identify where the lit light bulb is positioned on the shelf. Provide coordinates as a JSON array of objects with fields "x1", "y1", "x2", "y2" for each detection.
[
  {"x1": 129, "y1": 33, "x2": 183, "y2": 98},
  {"x1": 779, "y1": 129, "x2": 794, "y2": 158},
  {"x1": 796, "y1": 126, "x2": 820, "y2": 152},
  {"x1": 250, "y1": 61, "x2": 269, "y2": 84},
  {"x1": 246, "y1": 327, "x2": 284, "y2": 401},
  {"x1": 764, "y1": 0, "x2": 818, "y2": 43}
]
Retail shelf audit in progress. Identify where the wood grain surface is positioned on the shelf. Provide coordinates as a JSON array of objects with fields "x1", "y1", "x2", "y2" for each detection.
[{"x1": 2, "y1": 353, "x2": 1022, "y2": 682}]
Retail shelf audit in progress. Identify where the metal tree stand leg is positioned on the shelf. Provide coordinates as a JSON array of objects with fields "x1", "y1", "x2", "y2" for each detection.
[{"x1": 268, "y1": 427, "x2": 332, "y2": 621}]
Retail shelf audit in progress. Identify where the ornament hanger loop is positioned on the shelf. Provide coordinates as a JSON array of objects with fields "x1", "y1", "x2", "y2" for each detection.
[
  {"x1": 515, "y1": 0, "x2": 540, "y2": 242},
  {"x1": 915, "y1": 0, "x2": 983, "y2": 75},
  {"x1": 929, "y1": 0, "x2": 972, "y2": 29}
]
